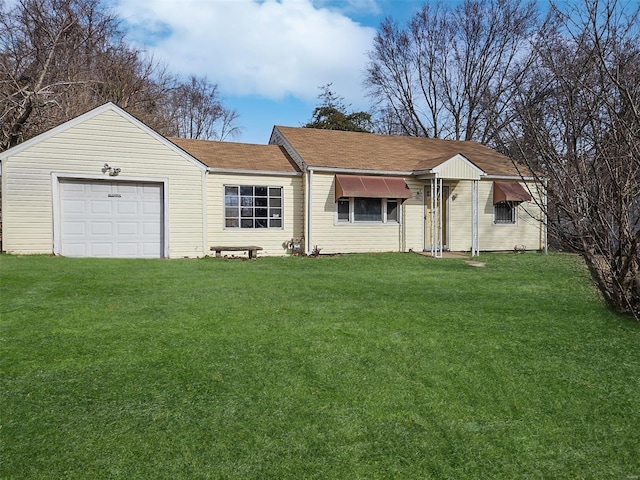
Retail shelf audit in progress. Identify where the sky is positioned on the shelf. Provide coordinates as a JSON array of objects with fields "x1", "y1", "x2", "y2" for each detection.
[{"x1": 111, "y1": 0, "x2": 429, "y2": 144}]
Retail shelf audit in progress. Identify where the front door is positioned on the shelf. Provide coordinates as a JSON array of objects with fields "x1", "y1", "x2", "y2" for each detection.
[{"x1": 424, "y1": 185, "x2": 449, "y2": 252}]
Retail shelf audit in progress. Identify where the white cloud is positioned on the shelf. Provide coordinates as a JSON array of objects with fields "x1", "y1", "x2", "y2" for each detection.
[
  {"x1": 312, "y1": 0, "x2": 382, "y2": 16},
  {"x1": 114, "y1": 0, "x2": 377, "y2": 103}
]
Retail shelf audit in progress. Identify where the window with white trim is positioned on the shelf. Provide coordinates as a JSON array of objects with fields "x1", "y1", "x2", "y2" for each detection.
[
  {"x1": 224, "y1": 185, "x2": 283, "y2": 228},
  {"x1": 493, "y1": 201, "x2": 517, "y2": 224},
  {"x1": 336, "y1": 198, "x2": 400, "y2": 224}
]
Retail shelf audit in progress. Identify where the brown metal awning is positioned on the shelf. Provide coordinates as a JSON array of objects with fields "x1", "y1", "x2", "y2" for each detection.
[
  {"x1": 335, "y1": 175, "x2": 412, "y2": 201},
  {"x1": 493, "y1": 181, "x2": 532, "y2": 204}
]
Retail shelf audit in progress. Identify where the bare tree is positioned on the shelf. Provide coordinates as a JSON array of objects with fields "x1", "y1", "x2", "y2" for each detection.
[
  {"x1": 505, "y1": 0, "x2": 640, "y2": 319},
  {"x1": 215, "y1": 107, "x2": 242, "y2": 142},
  {"x1": 0, "y1": 0, "x2": 238, "y2": 151},
  {"x1": 165, "y1": 75, "x2": 241, "y2": 141},
  {"x1": 1, "y1": 0, "x2": 127, "y2": 149},
  {"x1": 366, "y1": 0, "x2": 538, "y2": 143}
]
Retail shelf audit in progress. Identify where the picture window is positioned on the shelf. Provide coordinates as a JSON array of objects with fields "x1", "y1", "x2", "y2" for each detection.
[{"x1": 225, "y1": 185, "x2": 283, "y2": 228}]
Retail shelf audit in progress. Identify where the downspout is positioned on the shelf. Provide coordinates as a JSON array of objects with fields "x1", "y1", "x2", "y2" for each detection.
[
  {"x1": 307, "y1": 168, "x2": 314, "y2": 255},
  {"x1": 476, "y1": 180, "x2": 480, "y2": 256},
  {"x1": 400, "y1": 199, "x2": 405, "y2": 252},
  {"x1": 202, "y1": 170, "x2": 208, "y2": 257},
  {"x1": 471, "y1": 180, "x2": 476, "y2": 257}
]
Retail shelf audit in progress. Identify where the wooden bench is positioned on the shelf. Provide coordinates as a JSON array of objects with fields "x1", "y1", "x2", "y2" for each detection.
[{"x1": 210, "y1": 246, "x2": 263, "y2": 259}]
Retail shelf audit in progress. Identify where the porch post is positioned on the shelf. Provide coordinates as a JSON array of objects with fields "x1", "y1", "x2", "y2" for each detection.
[{"x1": 430, "y1": 176, "x2": 443, "y2": 258}]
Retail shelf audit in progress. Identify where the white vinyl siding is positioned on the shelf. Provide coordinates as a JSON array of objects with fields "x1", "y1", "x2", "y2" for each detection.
[
  {"x1": 432, "y1": 154, "x2": 484, "y2": 180},
  {"x1": 1, "y1": 108, "x2": 205, "y2": 257},
  {"x1": 481, "y1": 180, "x2": 543, "y2": 251},
  {"x1": 310, "y1": 172, "x2": 423, "y2": 254},
  {"x1": 445, "y1": 180, "x2": 544, "y2": 252},
  {"x1": 208, "y1": 173, "x2": 303, "y2": 256}
]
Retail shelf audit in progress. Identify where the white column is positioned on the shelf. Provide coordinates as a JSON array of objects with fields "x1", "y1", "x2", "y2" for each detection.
[{"x1": 430, "y1": 176, "x2": 443, "y2": 258}]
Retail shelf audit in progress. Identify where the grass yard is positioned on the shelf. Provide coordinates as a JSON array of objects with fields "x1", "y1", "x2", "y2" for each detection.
[{"x1": 1, "y1": 252, "x2": 639, "y2": 479}]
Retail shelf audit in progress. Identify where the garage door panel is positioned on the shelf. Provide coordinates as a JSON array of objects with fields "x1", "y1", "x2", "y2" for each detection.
[
  {"x1": 90, "y1": 200, "x2": 113, "y2": 214},
  {"x1": 90, "y1": 222, "x2": 113, "y2": 235},
  {"x1": 116, "y1": 184, "x2": 138, "y2": 194},
  {"x1": 64, "y1": 243, "x2": 87, "y2": 256},
  {"x1": 90, "y1": 183, "x2": 112, "y2": 193},
  {"x1": 90, "y1": 243, "x2": 115, "y2": 257},
  {"x1": 141, "y1": 184, "x2": 161, "y2": 195},
  {"x1": 143, "y1": 201, "x2": 161, "y2": 214},
  {"x1": 117, "y1": 222, "x2": 138, "y2": 235},
  {"x1": 62, "y1": 200, "x2": 86, "y2": 214},
  {"x1": 63, "y1": 221, "x2": 86, "y2": 235},
  {"x1": 117, "y1": 243, "x2": 139, "y2": 256},
  {"x1": 117, "y1": 201, "x2": 138, "y2": 215},
  {"x1": 142, "y1": 244, "x2": 161, "y2": 256},
  {"x1": 64, "y1": 183, "x2": 86, "y2": 193},
  {"x1": 60, "y1": 180, "x2": 163, "y2": 258},
  {"x1": 142, "y1": 222, "x2": 160, "y2": 235}
]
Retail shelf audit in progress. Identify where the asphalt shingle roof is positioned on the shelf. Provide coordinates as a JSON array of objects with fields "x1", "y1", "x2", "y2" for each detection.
[
  {"x1": 169, "y1": 137, "x2": 300, "y2": 173},
  {"x1": 274, "y1": 126, "x2": 527, "y2": 176},
  {"x1": 169, "y1": 127, "x2": 528, "y2": 177}
]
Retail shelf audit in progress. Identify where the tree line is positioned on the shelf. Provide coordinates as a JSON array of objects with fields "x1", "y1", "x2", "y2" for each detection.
[{"x1": 0, "y1": 0, "x2": 240, "y2": 152}]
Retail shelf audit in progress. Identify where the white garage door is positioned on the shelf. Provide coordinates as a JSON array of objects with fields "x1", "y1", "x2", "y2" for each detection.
[{"x1": 60, "y1": 179, "x2": 164, "y2": 258}]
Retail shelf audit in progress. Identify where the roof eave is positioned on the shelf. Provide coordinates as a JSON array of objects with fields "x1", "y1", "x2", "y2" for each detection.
[
  {"x1": 483, "y1": 173, "x2": 538, "y2": 181},
  {"x1": 308, "y1": 166, "x2": 415, "y2": 176}
]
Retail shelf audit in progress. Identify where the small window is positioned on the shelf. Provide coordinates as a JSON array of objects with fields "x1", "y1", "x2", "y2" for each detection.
[
  {"x1": 337, "y1": 199, "x2": 350, "y2": 222},
  {"x1": 386, "y1": 199, "x2": 398, "y2": 223},
  {"x1": 225, "y1": 185, "x2": 283, "y2": 228},
  {"x1": 494, "y1": 201, "x2": 517, "y2": 224}
]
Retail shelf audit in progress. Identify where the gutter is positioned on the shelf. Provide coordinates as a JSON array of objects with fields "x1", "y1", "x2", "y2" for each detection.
[
  {"x1": 483, "y1": 174, "x2": 536, "y2": 181},
  {"x1": 308, "y1": 166, "x2": 414, "y2": 176},
  {"x1": 206, "y1": 167, "x2": 301, "y2": 177}
]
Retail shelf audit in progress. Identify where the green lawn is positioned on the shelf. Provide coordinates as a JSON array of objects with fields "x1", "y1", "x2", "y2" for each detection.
[{"x1": 1, "y1": 252, "x2": 639, "y2": 479}]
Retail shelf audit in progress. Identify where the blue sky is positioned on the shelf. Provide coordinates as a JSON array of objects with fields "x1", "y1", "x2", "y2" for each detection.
[{"x1": 111, "y1": 0, "x2": 429, "y2": 144}]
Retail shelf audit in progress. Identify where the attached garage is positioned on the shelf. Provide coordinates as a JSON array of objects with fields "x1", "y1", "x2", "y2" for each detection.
[
  {"x1": 0, "y1": 103, "x2": 207, "y2": 258},
  {"x1": 57, "y1": 178, "x2": 165, "y2": 258}
]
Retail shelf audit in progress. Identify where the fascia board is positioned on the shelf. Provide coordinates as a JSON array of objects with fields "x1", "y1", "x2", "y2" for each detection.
[{"x1": 269, "y1": 127, "x2": 307, "y2": 171}]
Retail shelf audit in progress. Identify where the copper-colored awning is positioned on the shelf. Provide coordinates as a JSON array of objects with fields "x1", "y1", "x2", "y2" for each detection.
[
  {"x1": 335, "y1": 175, "x2": 412, "y2": 201},
  {"x1": 493, "y1": 181, "x2": 532, "y2": 204}
]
